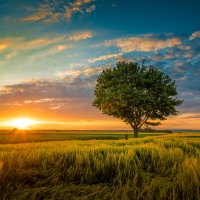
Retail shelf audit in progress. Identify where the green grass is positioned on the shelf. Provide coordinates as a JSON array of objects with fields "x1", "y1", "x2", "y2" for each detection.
[
  {"x1": 0, "y1": 130, "x2": 167, "y2": 144},
  {"x1": 0, "y1": 132, "x2": 200, "y2": 199}
]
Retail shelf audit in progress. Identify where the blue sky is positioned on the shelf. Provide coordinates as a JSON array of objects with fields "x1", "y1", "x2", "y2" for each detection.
[{"x1": 0, "y1": 0, "x2": 200, "y2": 129}]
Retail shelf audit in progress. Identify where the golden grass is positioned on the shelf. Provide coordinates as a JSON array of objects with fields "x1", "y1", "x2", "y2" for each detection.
[{"x1": 0, "y1": 135, "x2": 200, "y2": 199}]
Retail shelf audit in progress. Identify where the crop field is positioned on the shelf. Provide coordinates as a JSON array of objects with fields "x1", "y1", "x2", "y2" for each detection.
[
  {"x1": 0, "y1": 132, "x2": 200, "y2": 199},
  {"x1": 0, "y1": 130, "x2": 167, "y2": 144}
]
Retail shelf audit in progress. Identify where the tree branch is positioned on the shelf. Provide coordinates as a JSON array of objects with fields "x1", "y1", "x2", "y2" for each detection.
[{"x1": 138, "y1": 116, "x2": 149, "y2": 128}]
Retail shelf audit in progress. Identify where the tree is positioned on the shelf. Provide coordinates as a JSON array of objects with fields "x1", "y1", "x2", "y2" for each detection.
[{"x1": 93, "y1": 62, "x2": 183, "y2": 138}]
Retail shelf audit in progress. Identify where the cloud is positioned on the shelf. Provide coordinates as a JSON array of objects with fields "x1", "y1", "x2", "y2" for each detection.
[
  {"x1": 0, "y1": 38, "x2": 18, "y2": 51},
  {"x1": 24, "y1": 98, "x2": 51, "y2": 103},
  {"x1": 164, "y1": 53, "x2": 179, "y2": 59},
  {"x1": 26, "y1": 36, "x2": 66, "y2": 49},
  {"x1": 0, "y1": 43, "x2": 9, "y2": 51},
  {"x1": 56, "y1": 65, "x2": 104, "y2": 78},
  {"x1": 86, "y1": 5, "x2": 96, "y2": 12},
  {"x1": 0, "y1": 77, "x2": 94, "y2": 105},
  {"x1": 0, "y1": 76, "x2": 100, "y2": 121},
  {"x1": 0, "y1": 36, "x2": 66, "y2": 52},
  {"x1": 178, "y1": 45, "x2": 191, "y2": 50},
  {"x1": 88, "y1": 53, "x2": 119, "y2": 63},
  {"x1": 6, "y1": 51, "x2": 17, "y2": 59},
  {"x1": 43, "y1": 13, "x2": 61, "y2": 23},
  {"x1": 69, "y1": 31, "x2": 93, "y2": 41},
  {"x1": 57, "y1": 45, "x2": 70, "y2": 51},
  {"x1": 50, "y1": 105, "x2": 63, "y2": 110},
  {"x1": 30, "y1": 44, "x2": 73, "y2": 60},
  {"x1": 186, "y1": 114, "x2": 200, "y2": 118},
  {"x1": 21, "y1": 3, "x2": 53, "y2": 22},
  {"x1": 63, "y1": 5, "x2": 83, "y2": 20},
  {"x1": 151, "y1": 54, "x2": 163, "y2": 61},
  {"x1": 189, "y1": 31, "x2": 200, "y2": 40},
  {"x1": 21, "y1": 0, "x2": 96, "y2": 23},
  {"x1": 184, "y1": 52, "x2": 193, "y2": 58},
  {"x1": 105, "y1": 37, "x2": 182, "y2": 53}
]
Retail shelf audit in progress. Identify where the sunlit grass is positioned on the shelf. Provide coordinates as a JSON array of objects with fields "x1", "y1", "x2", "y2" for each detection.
[
  {"x1": 0, "y1": 130, "x2": 168, "y2": 144},
  {"x1": 0, "y1": 134, "x2": 200, "y2": 199}
]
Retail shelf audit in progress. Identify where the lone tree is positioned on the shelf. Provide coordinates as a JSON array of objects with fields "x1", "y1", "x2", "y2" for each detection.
[{"x1": 93, "y1": 62, "x2": 183, "y2": 138}]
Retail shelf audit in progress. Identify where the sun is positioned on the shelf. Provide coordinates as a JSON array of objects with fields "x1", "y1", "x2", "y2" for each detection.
[{"x1": 10, "y1": 118, "x2": 37, "y2": 129}]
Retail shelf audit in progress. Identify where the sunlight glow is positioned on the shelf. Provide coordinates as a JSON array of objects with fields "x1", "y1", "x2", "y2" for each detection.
[{"x1": 10, "y1": 118, "x2": 37, "y2": 129}]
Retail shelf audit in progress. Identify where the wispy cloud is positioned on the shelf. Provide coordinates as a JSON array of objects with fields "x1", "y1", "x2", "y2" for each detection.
[
  {"x1": 21, "y1": 3, "x2": 53, "y2": 22},
  {"x1": 164, "y1": 52, "x2": 179, "y2": 59},
  {"x1": 30, "y1": 44, "x2": 73, "y2": 60},
  {"x1": 86, "y1": 5, "x2": 96, "y2": 13},
  {"x1": 0, "y1": 77, "x2": 97, "y2": 120},
  {"x1": 6, "y1": 51, "x2": 17, "y2": 59},
  {"x1": 151, "y1": 54, "x2": 163, "y2": 61},
  {"x1": 0, "y1": 36, "x2": 66, "y2": 52},
  {"x1": 26, "y1": 37, "x2": 65, "y2": 49},
  {"x1": 56, "y1": 65, "x2": 104, "y2": 78},
  {"x1": 178, "y1": 45, "x2": 191, "y2": 50},
  {"x1": 105, "y1": 36, "x2": 182, "y2": 53},
  {"x1": 184, "y1": 52, "x2": 193, "y2": 58},
  {"x1": 187, "y1": 114, "x2": 200, "y2": 118},
  {"x1": 0, "y1": 78, "x2": 94, "y2": 102},
  {"x1": 24, "y1": 98, "x2": 52, "y2": 104},
  {"x1": 69, "y1": 31, "x2": 93, "y2": 41},
  {"x1": 189, "y1": 31, "x2": 200, "y2": 40},
  {"x1": 88, "y1": 53, "x2": 119, "y2": 63},
  {"x1": 21, "y1": 0, "x2": 96, "y2": 23},
  {"x1": 0, "y1": 43, "x2": 9, "y2": 51}
]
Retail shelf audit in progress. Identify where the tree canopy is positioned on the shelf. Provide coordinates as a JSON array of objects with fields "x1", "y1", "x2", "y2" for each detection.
[{"x1": 93, "y1": 62, "x2": 183, "y2": 138}]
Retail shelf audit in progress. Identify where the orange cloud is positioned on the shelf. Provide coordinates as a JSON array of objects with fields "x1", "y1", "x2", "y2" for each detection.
[
  {"x1": 86, "y1": 5, "x2": 96, "y2": 12},
  {"x1": 69, "y1": 31, "x2": 93, "y2": 41},
  {"x1": 31, "y1": 44, "x2": 73, "y2": 59},
  {"x1": 43, "y1": 13, "x2": 61, "y2": 23},
  {"x1": 164, "y1": 53, "x2": 179, "y2": 59},
  {"x1": 0, "y1": 43, "x2": 8, "y2": 51},
  {"x1": 56, "y1": 65, "x2": 104, "y2": 78},
  {"x1": 178, "y1": 45, "x2": 191, "y2": 50},
  {"x1": 189, "y1": 31, "x2": 200, "y2": 40},
  {"x1": 21, "y1": 3, "x2": 52, "y2": 22},
  {"x1": 0, "y1": 39, "x2": 11, "y2": 51},
  {"x1": 21, "y1": 0, "x2": 96, "y2": 23},
  {"x1": 151, "y1": 55, "x2": 163, "y2": 61},
  {"x1": 184, "y1": 52, "x2": 193, "y2": 58},
  {"x1": 105, "y1": 37, "x2": 182, "y2": 53},
  {"x1": 6, "y1": 51, "x2": 17, "y2": 59},
  {"x1": 1, "y1": 36, "x2": 66, "y2": 52},
  {"x1": 88, "y1": 53, "x2": 119, "y2": 63},
  {"x1": 27, "y1": 36, "x2": 66, "y2": 48}
]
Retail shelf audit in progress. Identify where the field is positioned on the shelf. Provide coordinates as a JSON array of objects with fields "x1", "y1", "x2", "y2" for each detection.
[
  {"x1": 0, "y1": 131, "x2": 200, "y2": 199},
  {"x1": 0, "y1": 130, "x2": 168, "y2": 144}
]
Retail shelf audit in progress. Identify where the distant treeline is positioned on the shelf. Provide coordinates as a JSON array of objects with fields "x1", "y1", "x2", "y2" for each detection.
[{"x1": 139, "y1": 127, "x2": 173, "y2": 133}]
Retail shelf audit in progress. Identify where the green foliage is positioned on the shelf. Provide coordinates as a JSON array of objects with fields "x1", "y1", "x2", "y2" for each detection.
[
  {"x1": 93, "y1": 62, "x2": 183, "y2": 137},
  {"x1": 0, "y1": 135, "x2": 200, "y2": 199}
]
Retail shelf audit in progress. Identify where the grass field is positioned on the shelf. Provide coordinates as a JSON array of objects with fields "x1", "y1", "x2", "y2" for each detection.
[
  {"x1": 0, "y1": 131, "x2": 200, "y2": 199},
  {"x1": 0, "y1": 130, "x2": 168, "y2": 144}
]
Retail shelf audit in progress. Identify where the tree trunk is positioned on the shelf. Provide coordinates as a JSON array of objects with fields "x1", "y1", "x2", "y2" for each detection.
[{"x1": 133, "y1": 128, "x2": 138, "y2": 138}]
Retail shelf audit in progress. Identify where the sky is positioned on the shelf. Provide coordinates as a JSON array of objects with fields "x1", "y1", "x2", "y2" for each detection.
[{"x1": 0, "y1": 0, "x2": 200, "y2": 130}]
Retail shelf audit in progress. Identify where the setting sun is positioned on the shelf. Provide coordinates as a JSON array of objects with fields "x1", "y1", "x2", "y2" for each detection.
[{"x1": 10, "y1": 118, "x2": 37, "y2": 129}]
